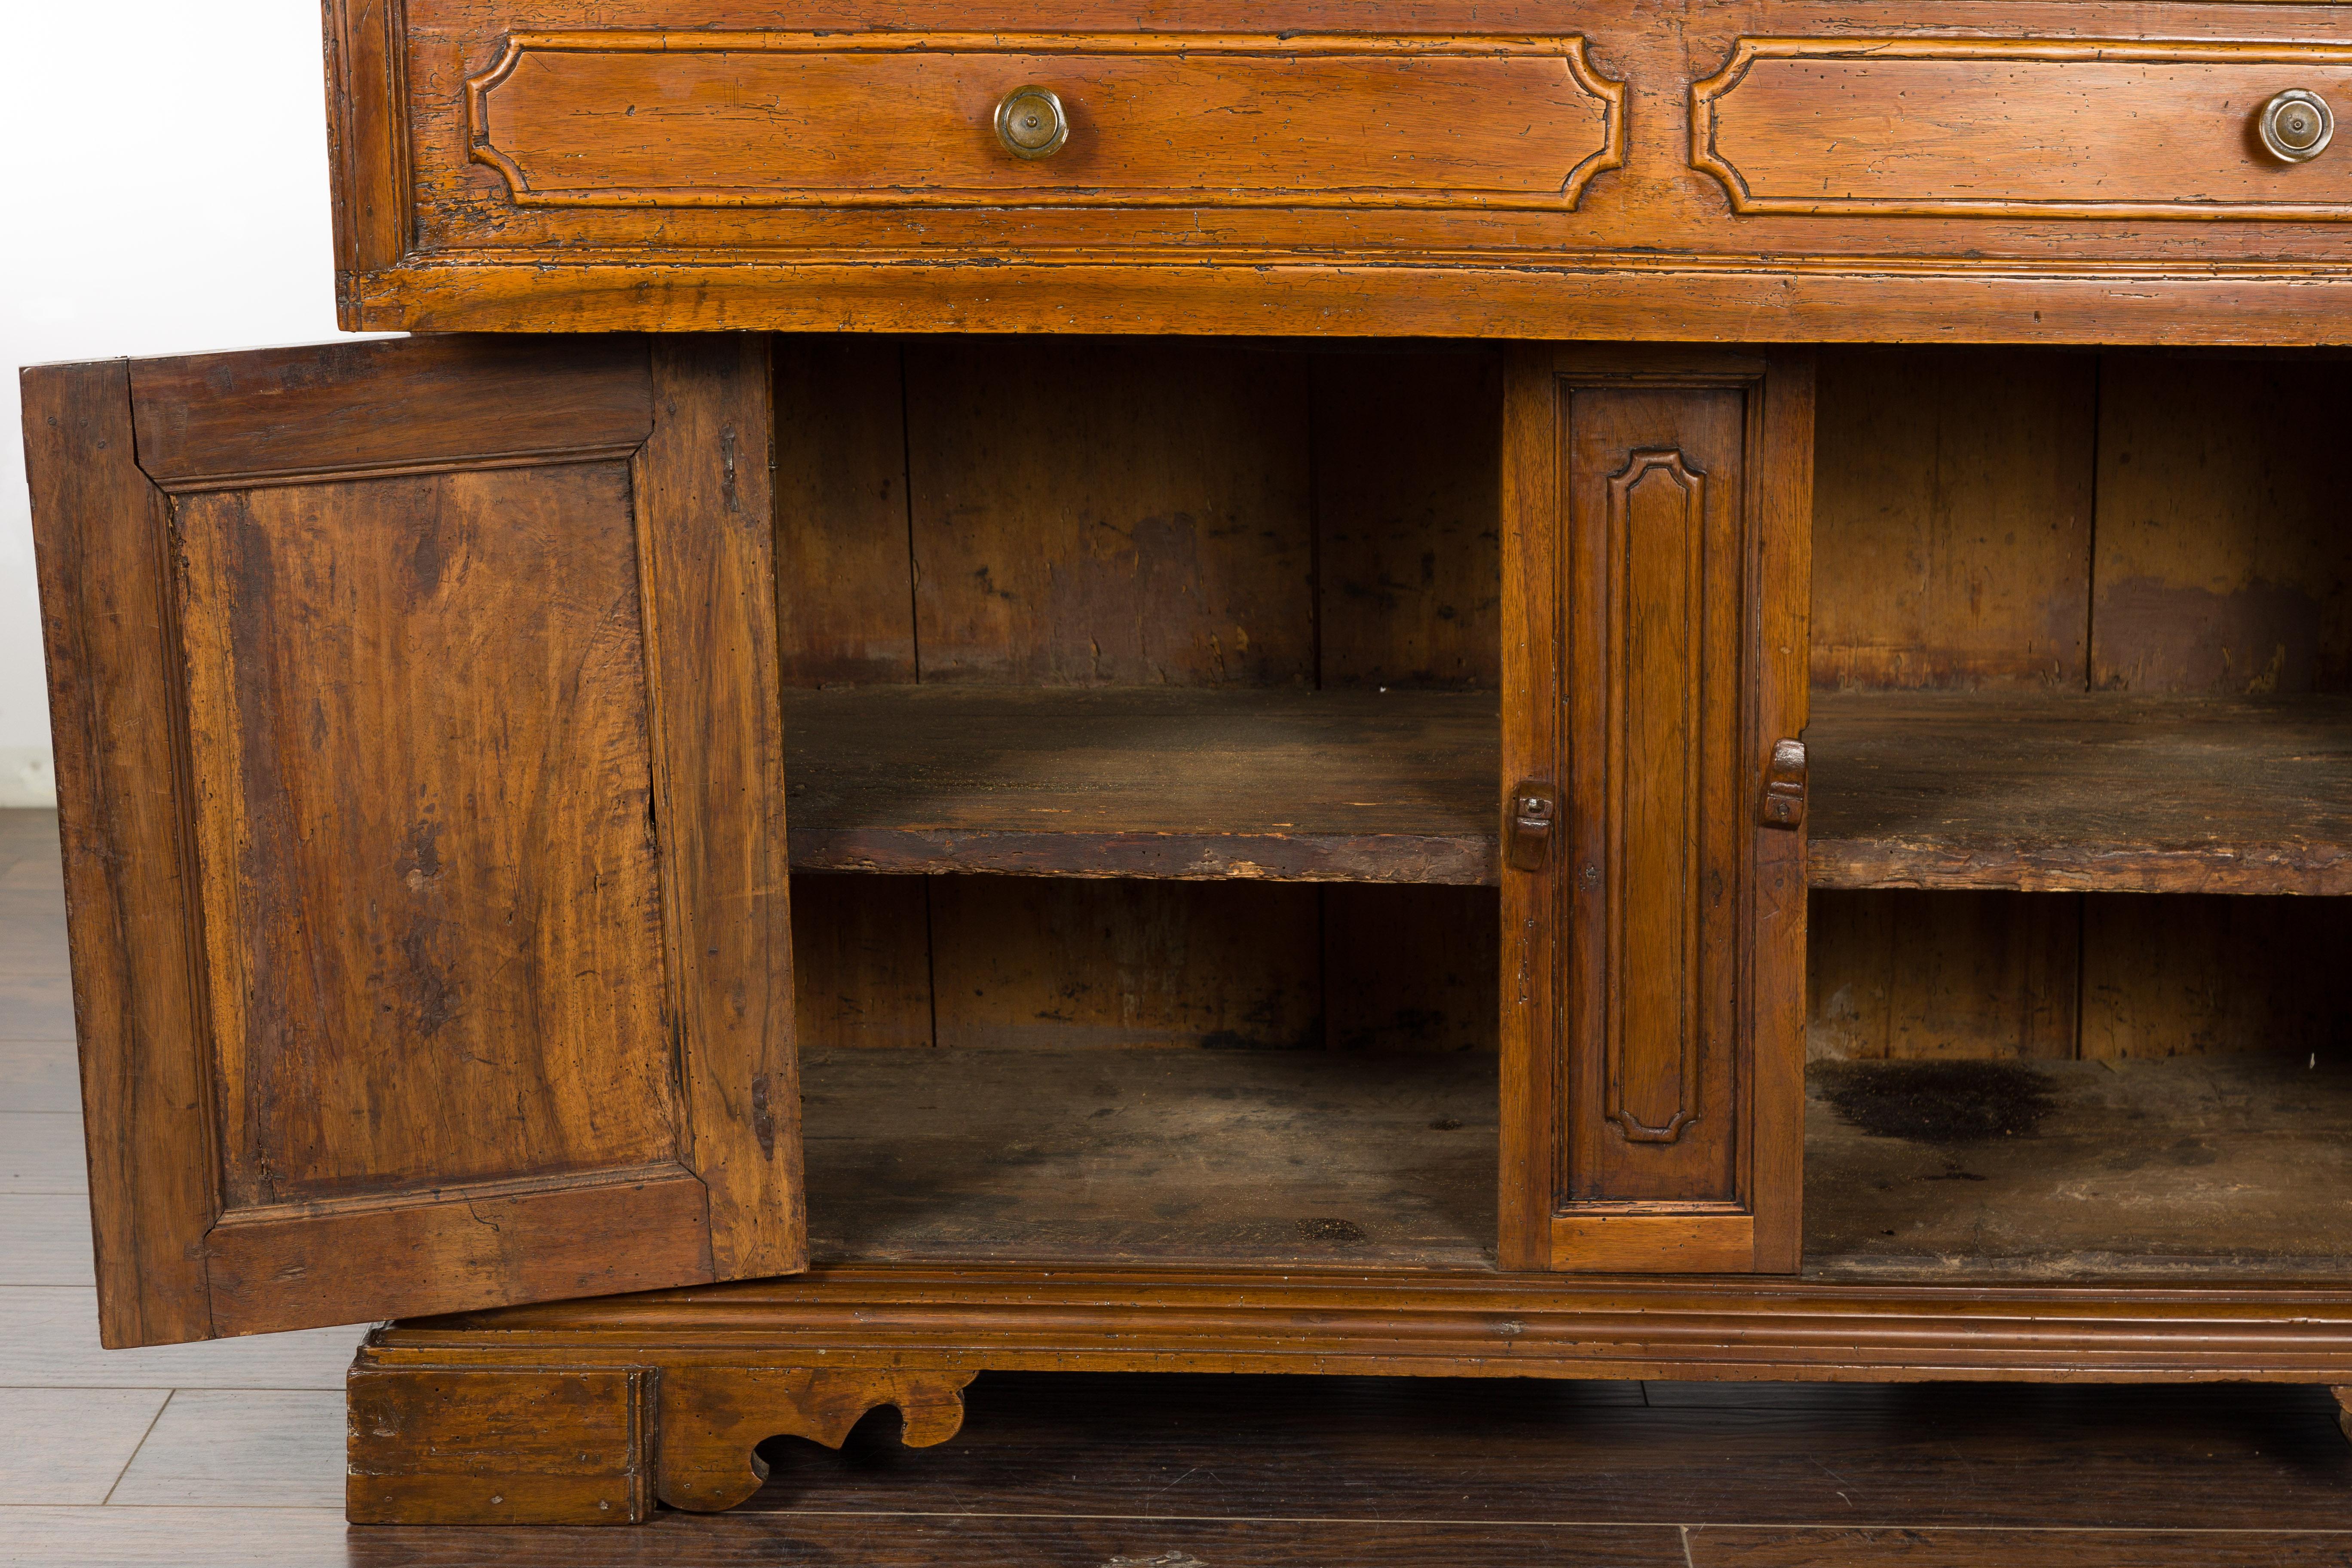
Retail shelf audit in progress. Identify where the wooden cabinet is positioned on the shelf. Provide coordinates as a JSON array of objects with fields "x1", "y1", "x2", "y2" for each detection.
[{"x1": 17, "y1": 0, "x2": 2352, "y2": 1531}]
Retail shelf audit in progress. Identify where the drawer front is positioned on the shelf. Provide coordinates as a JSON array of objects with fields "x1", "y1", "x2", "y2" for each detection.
[
  {"x1": 1694, "y1": 39, "x2": 2352, "y2": 220},
  {"x1": 466, "y1": 32, "x2": 1625, "y2": 211}
]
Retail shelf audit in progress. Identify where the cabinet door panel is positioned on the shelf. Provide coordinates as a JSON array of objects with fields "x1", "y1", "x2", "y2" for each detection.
[
  {"x1": 1500, "y1": 346, "x2": 1811, "y2": 1274},
  {"x1": 25, "y1": 335, "x2": 802, "y2": 1345}
]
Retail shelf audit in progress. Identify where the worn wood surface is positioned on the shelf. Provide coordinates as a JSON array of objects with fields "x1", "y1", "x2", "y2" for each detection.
[
  {"x1": 2092, "y1": 354, "x2": 2352, "y2": 696},
  {"x1": 340, "y1": 1, "x2": 2352, "y2": 340},
  {"x1": 771, "y1": 338, "x2": 917, "y2": 686},
  {"x1": 798, "y1": 1045, "x2": 1496, "y2": 1268},
  {"x1": 781, "y1": 685, "x2": 1494, "y2": 882},
  {"x1": 1311, "y1": 347, "x2": 1504, "y2": 689},
  {"x1": 24, "y1": 338, "x2": 805, "y2": 1345},
  {"x1": 1806, "y1": 1054, "x2": 2352, "y2": 1280},
  {"x1": 347, "y1": 1368, "x2": 653, "y2": 1525},
  {"x1": 1807, "y1": 692, "x2": 2352, "y2": 894},
  {"x1": 1810, "y1": 349, "x2": 2096, "y2": 690},
  {"x1": 924, "y1": 878, "x2": 1324, "y2": 1050},
  {"x1": 1807, "y1": 890, "x2": 2081, "y2": 1061},
  {"x1": 2079, "y1": 894, "x2": 2352, "y2": 1059},
  {"x1": 905, "y1": 338, "x2": 1314, "y2": 687}
]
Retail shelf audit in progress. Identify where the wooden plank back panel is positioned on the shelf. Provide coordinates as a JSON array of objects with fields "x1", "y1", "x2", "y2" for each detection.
[
  {"x1": 1807, "y1": 890, "x2": 2081, "y2": 1062},
  {"x1": 2093, "y1": 355, "x2": 2352, "y2": 696},
  {"x1": 926, "y1": 877, "x2": 1323, "y2": 1051},
  {"x1": 1811, "y1": 349, "x2": 2096, "y2": 692},
  {"x1": 773, "y1": 339, "x2": 917, "y2": 688},
  {"x1": 1312, "y1": 349, "x2": 1504, "y2": 690},
  {"x1": 906, "y1": 340, "x2": 1314, "y2": 687},
  {"x1": 25, "y1": 336, "x2": 804, "y2": 1344}
]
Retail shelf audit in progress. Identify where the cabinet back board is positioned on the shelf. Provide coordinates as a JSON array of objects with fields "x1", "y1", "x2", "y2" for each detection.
[{"x1": 1809, "y1": 347, "x2": 2352, "y2": 1064}]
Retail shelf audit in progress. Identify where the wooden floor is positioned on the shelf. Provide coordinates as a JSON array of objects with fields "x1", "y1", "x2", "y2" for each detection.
[{"x1": 4, "y1": 808, "x2": 2348, "y2": 1564}]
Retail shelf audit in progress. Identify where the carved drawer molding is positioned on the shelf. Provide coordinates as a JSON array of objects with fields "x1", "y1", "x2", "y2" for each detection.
[
  {"x1": 1692, "y1": 37, "x2": 2352, "y2": 221},
  {"x1": 466, "y1": 31, "x2": 1625, "y2": 211}
]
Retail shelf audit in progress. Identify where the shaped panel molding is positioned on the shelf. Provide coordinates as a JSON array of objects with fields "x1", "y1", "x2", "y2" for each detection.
[
  {"x1": 467, "y1": 31, "x2": 1625, "y2": 211},
  {"x1": 1605, "y1": 450, "x2": 1707, "y2": 1146},
  {"x1": 1693, "y1": 38, "x2": 2352, "y2": 221}
]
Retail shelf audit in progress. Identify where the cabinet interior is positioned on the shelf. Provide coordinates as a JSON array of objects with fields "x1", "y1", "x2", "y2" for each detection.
[{"x1": 772, "y1": 338, "x2": 2352, "y2": 1280}]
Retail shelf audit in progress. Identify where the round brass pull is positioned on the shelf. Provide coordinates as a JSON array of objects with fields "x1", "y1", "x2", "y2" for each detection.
[
  {"x1": 995, "y1": 86, "x2": 1069, "y2": 160},
  {"x1": 2259, "y1": 89, "x2": 2334, "y2": 163}
]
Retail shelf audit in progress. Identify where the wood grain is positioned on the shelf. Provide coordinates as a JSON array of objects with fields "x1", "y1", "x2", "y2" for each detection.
[
  {"x1": 1806, "y1": 692, "x2": 2352, "y2": 894},
  {"x1": 2079, "y1": 894, "x2": 2352, "y2": 1059},
  {"x1": 922, "y1": 879, "x2": 1323, "y2": 1051},
  {"x1": 636, "y1": 336, "x2": 806, "y2": 1282},
  {"x1": 466, "y1": 33, "x2": 1623, "y2": 210},
  {"x1": 1506, "y1": 347, "x2": 1811, "y2": 1273},
  {"x1": 1806, "y1": 1055, "x2": 2352, "y2": 1281},
  {"x1": 1312, "y1": 347, "x2": 1504, "y2": 689},
  {"x1": 1807, "y1": 891, "x2": 2080, "y2": 1062},
  {"x1": 27, "y1": 336, "x2": 809, "y2": 1344},
  {"x1": 799, "y1": 1045, "x2": 1495, "y2": 1267},
  {"x1": 2092, "y1": 354, "x2": 2352, "y2": 696},
  {"x1": 174, "y1": 458, "x2": 678, "y2": 1205},
  {"x1": 772, "y1": 339, "x2": 916, "y2": 687},
  {"x1": 1694, "y1": 40, "x2": 2352, "y2": 220},
  {"x1": 780, "y1": 686, "x2": 1494, "y2": 882},
  {"x1": 25, "y1": 358, "x2": 217, "y2": 1347},
  {"x1": 342, "y1": 2, "x2": 2352, "y2": 340},
  {"x1": 1810, "y1": 349, "x2": 2095, "y2": 691},
  {"x1": 348, "y1": 1367, "x2": 652, "y2": 1525},
  {"x1": 129, "y1": 335, "x2": 649, "y2": 487},
  {"x1": 905, "y1": 339, "x2": 1314, "y2": 687}
]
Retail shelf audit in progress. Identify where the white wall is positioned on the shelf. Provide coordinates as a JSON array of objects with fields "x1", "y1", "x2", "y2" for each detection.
[{"x1": 0, "y1": 2, "x2": 376, "y2": 806}]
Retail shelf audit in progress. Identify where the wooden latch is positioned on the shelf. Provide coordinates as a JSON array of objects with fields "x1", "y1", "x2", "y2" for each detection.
[
  {"x1": 1759, "y1": 738, "x2": 1808, "y2": 829},
  {"x1": 1504, "y1": 781, "x2": 1557, "y2": 871}
]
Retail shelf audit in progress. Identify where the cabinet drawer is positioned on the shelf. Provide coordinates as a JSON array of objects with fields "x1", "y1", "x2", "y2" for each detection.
[
  {"x1": 1693, "y1": 39, "x2": 2352, "y2": 221},
  {"x1": 465, "y1": 32, "x2": 1624, "y2": 212}
]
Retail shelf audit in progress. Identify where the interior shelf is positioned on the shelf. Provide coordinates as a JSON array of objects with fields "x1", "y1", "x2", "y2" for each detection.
[
  {"x1": 782, "y1": 686, "x2": 1495, "y2": 884},
  {"x1": 800, "y1": 1045, "x2": 1498, "y2": 1270},
  {"x1": 784, "y1": 686, "x2": 2352, "y2": 894},
  {"x1": 1804, "y1": 1054, "x2": 2352, "y2": 1282},
  {"x1": 1807, "y1": 692, "x2": 2352, "y2": 895}
]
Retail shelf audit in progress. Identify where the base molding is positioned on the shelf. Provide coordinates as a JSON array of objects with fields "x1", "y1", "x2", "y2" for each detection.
[{"x1": 349, "y1": 1264, "x2": 2352, "y2": 1524}]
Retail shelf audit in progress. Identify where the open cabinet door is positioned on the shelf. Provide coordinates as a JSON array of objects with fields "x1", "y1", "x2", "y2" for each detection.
[
  {"x1": 1498, "y1": 345, "x2": 1812, "y2": 1274},
  {"x1": 24, "y1": 335, "x2": 803, "y2": 1346}
]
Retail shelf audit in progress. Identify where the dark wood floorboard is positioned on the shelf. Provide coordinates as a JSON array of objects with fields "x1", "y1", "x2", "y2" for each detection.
[{"x1": 727, "y1": 1374, "x2": 2352, "y2": 1534}]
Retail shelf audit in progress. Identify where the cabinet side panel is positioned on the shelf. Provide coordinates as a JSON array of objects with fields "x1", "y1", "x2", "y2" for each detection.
[{"x1": 24, "y1": 362, "x2": 217, "y2": 1347}]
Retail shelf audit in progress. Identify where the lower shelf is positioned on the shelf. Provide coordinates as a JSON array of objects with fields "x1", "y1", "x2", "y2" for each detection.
[
  {"x1": 802, "y1": 1046, "x2": 1498, "y2": 1271},
  {"x1": 1805, "y1": 1054, "x2": 2352, "y2": 1281},
  {"x1": 796, "y1": 1044, "x2": 2351, "y2": 1284}
]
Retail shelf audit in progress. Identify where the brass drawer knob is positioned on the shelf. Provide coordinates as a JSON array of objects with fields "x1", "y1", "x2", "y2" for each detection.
[
  {"x1": 2259, "y1": 89, "x2": 2334, "y2": 163},
  {"x1": 995, "y1": 86, "x2": 1069, "y2": 160}
]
